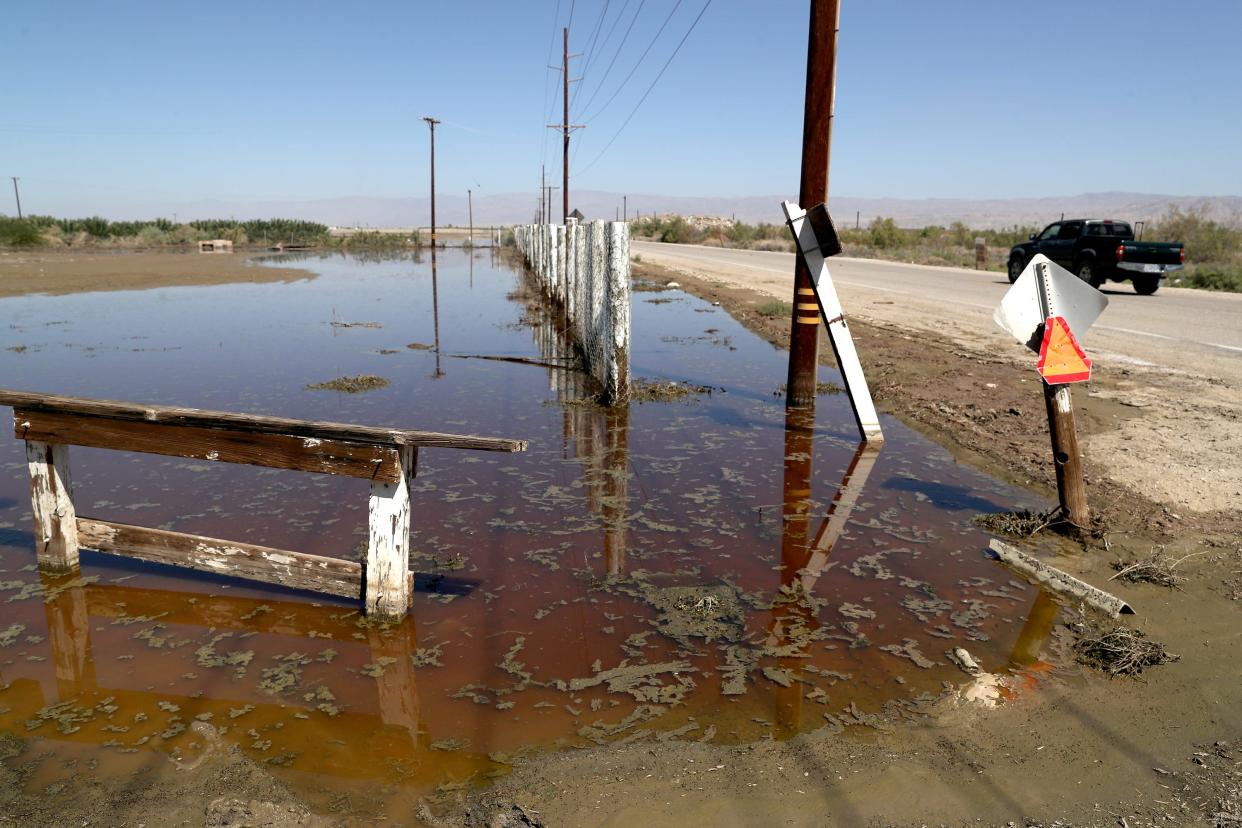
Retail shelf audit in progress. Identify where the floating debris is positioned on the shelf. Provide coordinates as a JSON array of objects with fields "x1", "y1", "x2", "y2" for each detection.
[{"x1": 305, "y1": 374, "x2": 390, "y2": 393}]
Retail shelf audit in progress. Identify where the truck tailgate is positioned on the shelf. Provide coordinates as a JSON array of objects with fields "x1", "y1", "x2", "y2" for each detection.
[{"x1": 1119, "y1": 241, "x2": 1184, "y2": 266}]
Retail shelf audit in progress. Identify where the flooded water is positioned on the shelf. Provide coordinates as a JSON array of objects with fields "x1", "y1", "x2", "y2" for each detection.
[{"x1": 0, "y1": 249, "x2": 1057, "y2": 818}]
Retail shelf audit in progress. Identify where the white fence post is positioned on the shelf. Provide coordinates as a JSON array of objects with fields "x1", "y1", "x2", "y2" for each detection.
[
  {"x1": 27, "y1": 440, "x2": 78, "y2": 572},
  {"x1": 366, "y1": 445, "x2": 416, "y2": 618}
]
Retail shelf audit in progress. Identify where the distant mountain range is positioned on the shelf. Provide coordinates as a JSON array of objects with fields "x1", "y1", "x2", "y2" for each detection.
[{"x1": 103, "y1": 191, "x2": 1242, "y2": 230}]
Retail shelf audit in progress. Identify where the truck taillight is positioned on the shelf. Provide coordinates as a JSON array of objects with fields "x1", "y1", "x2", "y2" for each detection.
[
  {"x1": 1116, "y1": 244, "x2": 1125, "y2": 262},
  {"x1": 1179, "y1": 248, "x2": 1185, "y2": 264}
]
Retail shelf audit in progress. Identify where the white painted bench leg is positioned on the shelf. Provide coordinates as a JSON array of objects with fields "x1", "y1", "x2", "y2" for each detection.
[
  {"x1": 27, "y1": 440, "x2": 78, "y2": 572},
  {"x1": 366, "y1": 445, "x2": 415, "y2": 618}
]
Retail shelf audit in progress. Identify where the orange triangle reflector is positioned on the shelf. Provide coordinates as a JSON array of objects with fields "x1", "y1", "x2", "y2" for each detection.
[{"x1": 1037, "y1": 316, "x2": 1092, "y2": 384}]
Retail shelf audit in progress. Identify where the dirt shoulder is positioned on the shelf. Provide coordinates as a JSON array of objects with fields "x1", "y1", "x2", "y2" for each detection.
[{"x1": 0, "y1": 249, "x2": 313, "y2": 297}]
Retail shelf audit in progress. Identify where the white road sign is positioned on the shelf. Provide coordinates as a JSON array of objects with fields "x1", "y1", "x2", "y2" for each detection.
[{"x1": 994, "y1": 254, "x2": 1108, "y2": 352}]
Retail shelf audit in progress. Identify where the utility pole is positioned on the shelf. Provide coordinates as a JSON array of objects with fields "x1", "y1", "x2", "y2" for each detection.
[
  {"x1": 563, "y1": 28, "x2": 570, "y2": 224},
  {"x1": 10, "y1": 177, "x2": 22, "y2": 220},
  {"x1": 623, "y1": 195, "x2": 627, "y2": 222},
  {"x1": 540, "y1": 165, "x2": 546, "y2": 225},
  {"x1": 467, "y1": 188, "x2": 473, "y2": 246},
  {"x1": 548, "y1": 28, "x2": 583, "y2": 224},
  {"x1": 543, "y1": 186, "x2": 559, "y2": 224},
  {"x1": 422, "y1": 117, "x2": 440, "y2": 246},
  {"x1": 785, "y1": 0, "x2": 841, "y2": 409}
]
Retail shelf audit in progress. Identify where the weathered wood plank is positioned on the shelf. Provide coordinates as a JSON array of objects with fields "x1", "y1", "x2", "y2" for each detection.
[
  {"x1": 0, "y1": 388, "x2": 527, "y2": 452},
  {"x1": 76, "y1": 517, "x2": 362, "y2": 600},
  {"x1": 27, "y1": 441, "x2": 78, "y2": 572},
  {"x1": 16, "y1": 409, "x2": 401, "y2": 482},
  {"x1": 366, "y1": 445, "x2": 415, "y2": 618}
]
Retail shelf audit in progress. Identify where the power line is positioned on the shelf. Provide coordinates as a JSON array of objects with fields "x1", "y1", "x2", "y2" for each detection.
[
  {"x1": 574, "y1": 0, "x2": 645, "y2": 120},
  {"x1": 539, "y1": 0, "x2": 564, "y2": 169},
  {"x1": 570, "y1": 0, "x2": 613, "y2": 112},
  {"x1": 578, "y1": 0, "x2": 683, "y2": 125},
  {"x1": 573, "y1": 0, "x2": 711, "y2": 177},
  {"x1": 578, "y1": 0, "x2": 632, "y2": 96}
]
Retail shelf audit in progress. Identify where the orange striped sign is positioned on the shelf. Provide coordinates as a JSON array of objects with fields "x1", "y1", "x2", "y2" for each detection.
[{"x1": 1037, "y1": 316, "x2": 1091, "y2": 384}]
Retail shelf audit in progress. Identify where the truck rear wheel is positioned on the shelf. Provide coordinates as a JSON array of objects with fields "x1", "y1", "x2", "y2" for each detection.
[
  {"x1": 1133, "y1": 275, "x2": 1160, "y2": 295},
  {"x1": 1074, "y1": 260, "x2": 1104, "y2": 289},
  {"x1": 1007, "y1": 257, "x2": 1024, "y2": 283}
]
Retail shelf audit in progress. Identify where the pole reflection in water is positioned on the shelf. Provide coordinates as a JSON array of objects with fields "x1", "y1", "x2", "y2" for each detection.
[
  {"x1": 1009, "y1": 588, "x2": 1060, "y2": 671},
  {"x1": 770, "y1": 410, "x2": 883, "y2": 738},
  {"x1": 430, "y1": 247, "x2": 444, "y2": 378}
]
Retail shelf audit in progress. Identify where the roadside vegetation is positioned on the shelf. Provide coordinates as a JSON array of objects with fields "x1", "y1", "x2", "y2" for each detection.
[
  {"x1": 0, "y1": 215, "x2": 329, "y2": 248},
  {"x1": 632, "y1": 206, "x2": 1242, "y2": 292}
]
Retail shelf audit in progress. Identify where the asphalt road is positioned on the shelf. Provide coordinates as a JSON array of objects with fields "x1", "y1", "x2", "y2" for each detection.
[{"x1": 632, "y1": 241, "x2": 1242, "y2": 380}]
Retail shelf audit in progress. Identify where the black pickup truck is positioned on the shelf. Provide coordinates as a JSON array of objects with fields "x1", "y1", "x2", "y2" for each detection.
[{"x1": 1007, "y1": 219, "x2": 1184, "y2": 295}]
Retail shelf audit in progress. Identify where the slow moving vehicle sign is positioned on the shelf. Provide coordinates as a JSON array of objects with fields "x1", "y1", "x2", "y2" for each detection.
[{"x1": 1036, "y1": 315, "x2": 1091, "y2": 384}]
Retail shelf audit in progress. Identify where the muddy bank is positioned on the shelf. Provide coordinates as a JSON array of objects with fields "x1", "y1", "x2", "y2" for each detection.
[
  {"x1": 631, "y1": 260, "x2": 1242, "y2": 544},
  {"x1": 0, "y1": 249, "x2": 312, "y2": 297}
]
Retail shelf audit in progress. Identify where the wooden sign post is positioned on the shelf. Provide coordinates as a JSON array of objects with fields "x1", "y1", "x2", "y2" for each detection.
[{"x1": 994, "y1": 255, "x2": 1107, "y2": 532}]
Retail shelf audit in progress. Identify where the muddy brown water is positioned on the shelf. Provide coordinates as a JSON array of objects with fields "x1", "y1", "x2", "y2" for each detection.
[{"x1": 0, "y1": 250, "x2": 1057, "y2": 819}]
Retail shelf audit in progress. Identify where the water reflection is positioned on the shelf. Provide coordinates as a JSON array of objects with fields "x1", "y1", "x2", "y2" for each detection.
[{"x1": 527, "y1": 276, "x2": 629, "y2": 576}]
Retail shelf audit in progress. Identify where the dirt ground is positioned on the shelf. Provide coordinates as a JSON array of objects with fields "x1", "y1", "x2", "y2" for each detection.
[
  {"x1": 0, "y1": 249, "x2": 312, "y2": 297},
  {"x1": 1, "y1": 252, "x2": 1239, "y2": 827}
]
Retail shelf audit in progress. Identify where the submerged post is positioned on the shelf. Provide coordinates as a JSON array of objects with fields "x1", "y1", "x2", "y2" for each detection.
[{"x1": 366, "y1": 445, "x2": 416, "y2": 618}]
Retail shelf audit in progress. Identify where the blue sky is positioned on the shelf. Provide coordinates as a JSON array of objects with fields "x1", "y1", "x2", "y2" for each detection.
[{"x1": 2, "y1": 0, "x2": 1238, "y2": 216}]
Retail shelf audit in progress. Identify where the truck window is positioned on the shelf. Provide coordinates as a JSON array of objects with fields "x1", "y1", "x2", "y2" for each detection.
[
  {"x1": 1057, "y1": 222, "x2": 1083, "y2": 240},
  {"x1": 1038, "y1": 223, "x2": 1061, "y2": 241},
  {"x1": 1112, "y1": 222, "x2": 1132, "y2": 236},
  {"x1": 1086, "y1": 224, "x2": 1107, "y2": 236}
]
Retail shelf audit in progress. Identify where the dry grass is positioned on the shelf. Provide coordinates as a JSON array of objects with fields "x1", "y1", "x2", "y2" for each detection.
[
  {"x1": 1073, "y1": 625, "x2": 1179, "y2": 676},
  {"x1": 1109, "y1": 549, "x2": 1201, "y2": 589},
  {"x1": 975, "y1": 508, "x2": 1059, "y2": 538}
]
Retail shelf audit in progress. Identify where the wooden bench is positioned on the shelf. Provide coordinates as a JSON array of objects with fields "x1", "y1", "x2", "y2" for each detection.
[{"x1": 0, "y1": 389, "x2": 526, "y2": 619}]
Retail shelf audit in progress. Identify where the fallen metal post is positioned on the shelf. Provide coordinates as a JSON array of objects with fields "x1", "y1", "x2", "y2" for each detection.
[{"x1": 988, "y1": 539, "x2": 1133, "y2": 618}]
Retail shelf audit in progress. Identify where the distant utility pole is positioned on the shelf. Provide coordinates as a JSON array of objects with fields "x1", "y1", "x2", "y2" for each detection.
[
  {"x1": 10, "y1": 177, "x2": 22, "y2": 220},
  {"x1": 785, "y1": 0, "x2": 841, "y2": 409},
  {"x1": 543, "y1": 185, "x2": 559, "y2": 224},
  {"x1": 548, "y1": 27, "x2": 584, "y2": 224},
  {"x1": 423, "y1": 116, "x2": 440, "y2": 246},
  {"x1": 623, "y1": 195, "x2": 627, "y2": 222},
  {"x1": 540, "y1": 165, "x2": 546, "y2": 226},
  {"x1": 467, "y1": 188, "x2": 473, "y2": 246}
]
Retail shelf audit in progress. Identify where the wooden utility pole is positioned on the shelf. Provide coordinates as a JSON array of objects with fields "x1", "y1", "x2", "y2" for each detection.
[
  {"x1": 544, "y1": 186, "x2": 559, "y2": 224},
  {"x1": 539, "y1": 165, "x2": 545, "y2": 225},
  {"x1": 11, "y1": 177, "x2": 22, "y2": 220},
  {"x1": 623, "y1": 195, "x2": 627, "y2": 222},
  {"x1": 785, "y1": 0, "x2": 841, "y2": 409},
  {"x1": 468, "y1": 188, "x2": 473, "y2": 246},
  {"x1": 562, "y1": 27, "x2": 570, "y2": 224},
  {"x1": 547, "y1": 28, "x2": 583, "y2": 225},
  {"x1": 422, "y1": 117, "x2": 440, "y2": 246}
]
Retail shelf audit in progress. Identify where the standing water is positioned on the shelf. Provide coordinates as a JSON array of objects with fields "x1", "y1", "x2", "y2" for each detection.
[{"x1": 0, "y1": 249, "x2": 1055, "y2": 819}]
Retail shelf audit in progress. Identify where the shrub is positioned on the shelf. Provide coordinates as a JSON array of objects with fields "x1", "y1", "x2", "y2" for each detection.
[
  {"x1": 868, "y1": 217, "x2": 900, "y2": 249},
  {"x1": 0, "y1": 218, "x2": 45, "y2": 247}
]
